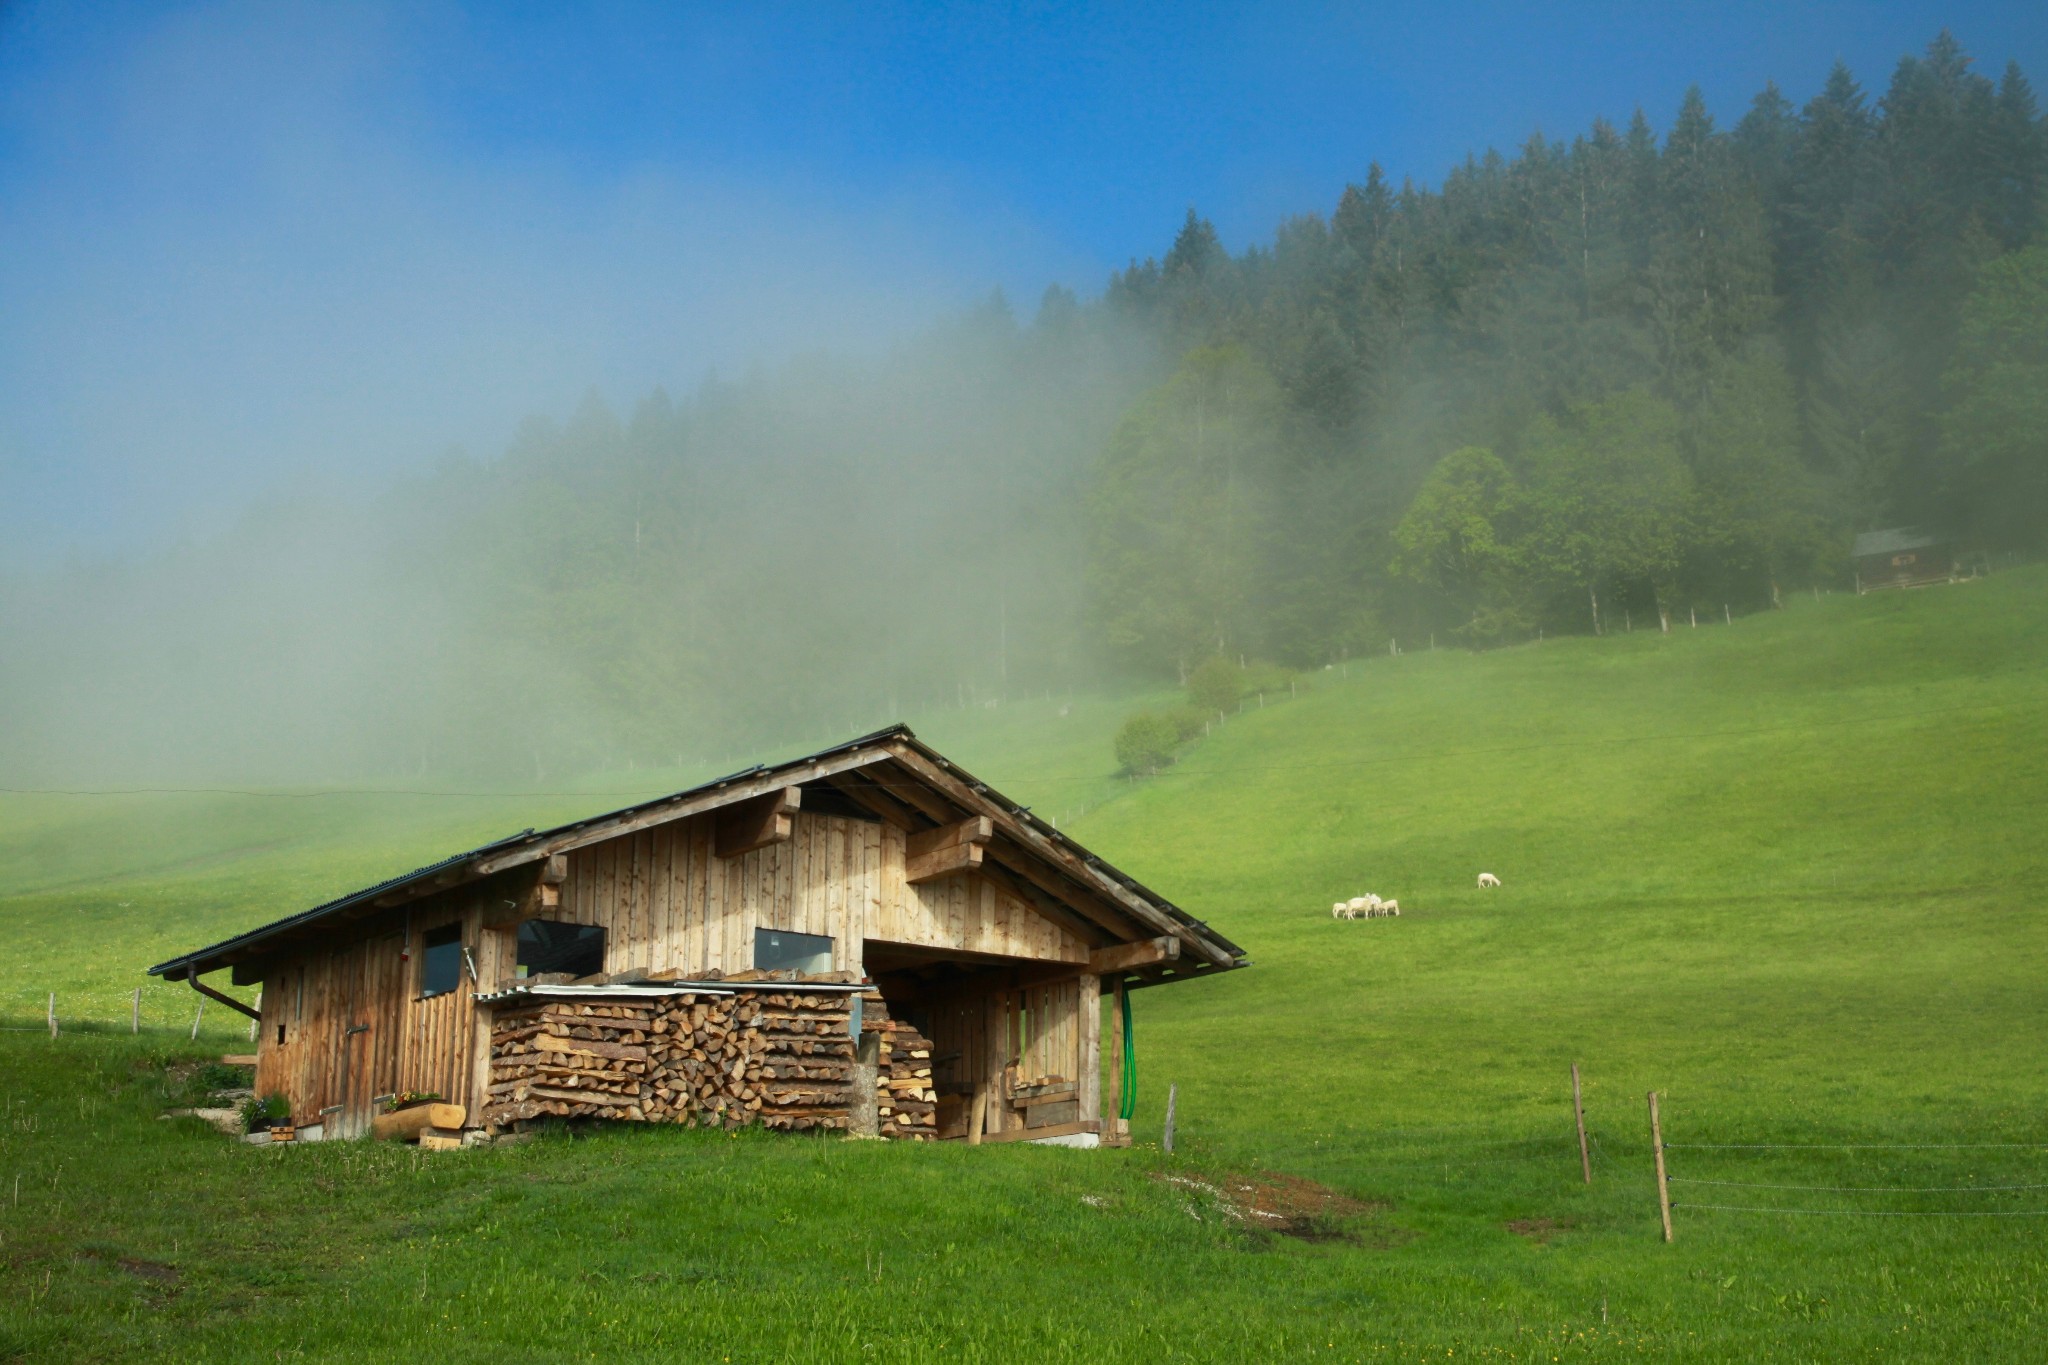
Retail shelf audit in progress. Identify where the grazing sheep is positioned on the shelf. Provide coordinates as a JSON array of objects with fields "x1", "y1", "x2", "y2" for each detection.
[
  {"x1": 1331, "y1": 902, "x2": 1348, "y2": 920},
  {"x1": 1380, "y1": 898, "x2": 1400, "y2": 915},
  {"x1": 1477, "y1": 873, "x2": 1501, "y2": 889},
  {"x1": 1344, "y1": 896, "x2": 1372, "y2": 918}
]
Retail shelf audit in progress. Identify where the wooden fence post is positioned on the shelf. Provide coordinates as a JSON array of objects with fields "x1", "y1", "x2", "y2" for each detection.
[
  {"x1": 1648, "y1": 1090, "x2": 1673, "y2": 1242},
  {"x1": 132, "y1": 987, "x2": 141, "y2": 1034},
  {"x1": 1162, "y1": 1082, "x2": 1178, "y2": 1154},
  {"x1": 47, "y1": 993, "x2": 57, "y2": 1039},
  {"x1": 1572, "y1": 1063, "x2": 1591, "y2": 1184}
]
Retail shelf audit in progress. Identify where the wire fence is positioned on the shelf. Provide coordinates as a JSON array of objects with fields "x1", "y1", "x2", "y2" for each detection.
[
  {"x1": 1657, "y1": 1110, "x2": 2048, "y2": 1225},
  {"x1": 4, "y1": 983, "x2": 259, "y2": 1042},
  {"x1": 1673, "y1": 1204, "x2": 2048, "y2": 1217}
]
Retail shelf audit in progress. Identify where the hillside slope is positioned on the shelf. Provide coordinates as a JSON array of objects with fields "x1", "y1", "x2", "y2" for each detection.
[
  {"x1": 2, "y1": 572, "x2": 2045, "y2": 1360},
  {"x1": 1091, "y1": 572, "x2": 2048, "y2": 1163}
]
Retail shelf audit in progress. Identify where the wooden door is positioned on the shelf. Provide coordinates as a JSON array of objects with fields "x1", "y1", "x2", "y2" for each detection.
[{"x1": 334, "y1": 933, "x2": 406, "y2": 1138}]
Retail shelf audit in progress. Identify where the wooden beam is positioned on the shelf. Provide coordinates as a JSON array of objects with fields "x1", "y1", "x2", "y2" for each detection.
[
  {"x1": 975, "y1": 860, "x2": 1116, "y2": 950},
  {"x1": 472, "y1": 747, "x2": 895, "y2": 876},
  {"x1": 851, "y1": 759, "x2": 966, "y2": 827},
  {"x1": 974, "y1": 1118, "x2": 1101, "y2": 1145},
  {"x1": 1077, "y1": 971, "x2": 1100, "y2": 1125},
  {"x1": 371, "y1": 1102, "x2": 468, "y2": 1142},
  {"x1": 906, "y1": 816, "x2": 992, "y2": 883},
  {"x1": 715, "y1": 787, "x2": 802, "y2": 858},
  {"x1": 885, "y1": 742, "x2": 1238, "y2": 968},
  {"x1": 187, "y1": 973, "x2": 261, "y2": 1022},
  {"x1": 1119, "y1": 961, "x2": 1227, "y2": 991},
  {"x1": 818, "y1": 769, "x2": 927, "y2": 832},
  {"x1": 1088, "y1": 936, "x2": 1180, "y2": 974},
  {"x1": 983, "y1": 836, "x2": 1132, "y2": 939}
]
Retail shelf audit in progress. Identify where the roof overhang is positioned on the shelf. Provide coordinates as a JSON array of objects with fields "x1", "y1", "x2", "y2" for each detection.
[{"x1": 148, "y1": 726, "x2": 1248, "y2": 987}]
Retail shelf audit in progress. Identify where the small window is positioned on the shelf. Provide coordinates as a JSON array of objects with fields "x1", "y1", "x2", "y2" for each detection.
[
  {"x1": 516, "y1": 920, "x2": 606, "y2": 980},
  {"x1": 755, "y1": 928, "x2": 832, "y2": 974},
  {"x1": 276, "y1": 1023, "x2": 286, "y2": 1046},
  {"x1": 421, "y1": 924, "x2": 463, "y2": 998}
]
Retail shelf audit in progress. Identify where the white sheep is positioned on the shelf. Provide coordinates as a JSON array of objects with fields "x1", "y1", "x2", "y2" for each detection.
[
  {"x1": 1331, "y1": 901, "x2": 1348, "y2": 920},
  {"x1": 1380, "y1": 898, "x2": 1400, "y2": 916},
  {"x1": 1477, "y1": 873, "x2": 1501, "y2": 889}
]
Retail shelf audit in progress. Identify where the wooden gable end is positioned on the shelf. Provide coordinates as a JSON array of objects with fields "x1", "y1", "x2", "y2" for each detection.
[{"x1": 540, "y1": 807, "x2": 1087, "y2": 981}]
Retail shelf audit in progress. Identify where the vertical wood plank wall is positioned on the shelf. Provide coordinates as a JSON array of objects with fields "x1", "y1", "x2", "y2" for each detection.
[
  {"x1": 557, "y1": 812, "x2": 1089, "y2": 974},
  {"x1": 254, "y1": 807, "x2": 1102, "y2": 1132}
]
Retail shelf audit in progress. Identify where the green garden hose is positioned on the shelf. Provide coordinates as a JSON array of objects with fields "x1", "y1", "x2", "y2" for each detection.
[{"x1": 1118, "y1": 987, "x2": 1136, "y2": 1121}]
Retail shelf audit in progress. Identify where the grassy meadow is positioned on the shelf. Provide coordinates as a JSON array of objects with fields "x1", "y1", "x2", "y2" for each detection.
[{"x1": 2, "y1": 571, "x2": 2046, "y2": 1360}]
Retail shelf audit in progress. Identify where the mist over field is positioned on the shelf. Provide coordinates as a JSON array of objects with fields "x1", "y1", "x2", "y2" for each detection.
[{"x1": 2, "y1": 8, "x2": 2044, "y2": 786}]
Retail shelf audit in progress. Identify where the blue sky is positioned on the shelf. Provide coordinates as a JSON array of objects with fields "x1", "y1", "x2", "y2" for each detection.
[{"x1": 2, "y1": 1, "x2": 2043, "y2": 561}]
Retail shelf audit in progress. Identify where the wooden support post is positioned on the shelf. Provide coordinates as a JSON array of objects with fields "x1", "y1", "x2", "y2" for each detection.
[
  {"x1": 248, "y1": 988, "x2": 262, "y2": 1043},
  {"x1": 47, "y1": 993, "x2": 56, "y2": 1039},
  {"x1": 1162, "y1": 1081, "x2": 1178, "y2": 1154},
  {"x1": 1649, "y1": 1090, "x2": 1672, "y2": 1242},
  {"x1": 1572, "y1": 1063, "x2": 1591, "y2": 1184},
  {"x1": 1077, "y1": 973, "x2": 1100, "y2": 1127},
  {"x1": 190, "y1": 997, "x2": 204, "y2": 1040},
  {"x1": 968, "y1": 1083, "x2": 988, "y2": 1147},
  {"x1": 132, "y1": 987, "x2": 141, "y2": 1034}
]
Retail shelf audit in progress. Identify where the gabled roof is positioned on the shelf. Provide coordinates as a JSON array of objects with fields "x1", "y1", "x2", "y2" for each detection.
[
  {"x1": 1852, "y1": 526, "x2": 1944, "y2": 558},
  {"x1": 149, "y1": 725, "x2": 1247, "y2": 989}
]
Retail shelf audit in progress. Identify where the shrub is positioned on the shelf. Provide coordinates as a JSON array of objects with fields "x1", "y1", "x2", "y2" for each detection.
[
  {"x1": 1186, "y1": 656, "x2": 1242, "y2": 716},
  {"x1": 1189, "y1": 655, "x2": 1301, "y2": 714},
  {"x1": 1163, "y1": 704, "x2": 1209, "y2": 742},
  {"x1": 1114, "y1": 711, "x2": 1180, "y2": 775}
]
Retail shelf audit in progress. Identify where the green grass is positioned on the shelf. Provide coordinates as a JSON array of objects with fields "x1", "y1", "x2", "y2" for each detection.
[{"x1": 3, "y1": 573, "x2": 2047, "y2": 1359}]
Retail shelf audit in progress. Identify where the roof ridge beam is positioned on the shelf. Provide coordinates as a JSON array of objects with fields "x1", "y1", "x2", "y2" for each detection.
[{"x1": 470, "y1": 747, "x2": 894, "y2": 877}]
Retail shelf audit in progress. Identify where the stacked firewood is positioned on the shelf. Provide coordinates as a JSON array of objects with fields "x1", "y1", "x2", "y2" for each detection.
[
  {"x1": 484, "y1": 991, "x2": 858, "y2": 1133},
  {"x1": 861, "y1": 992, "x2": 937, "y2": 1141},
  {"x1": 742, "y1": 991, "x2": 858, "y2": 1132}
]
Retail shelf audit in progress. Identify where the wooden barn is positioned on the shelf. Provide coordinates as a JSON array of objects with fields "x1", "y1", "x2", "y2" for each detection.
[
  {"x1": 148, "y1": 727, "x2": 1245, "y2": 1146},
  {"x1": 1853, "y1": 527, "x2": 1956, "y2": 591}
]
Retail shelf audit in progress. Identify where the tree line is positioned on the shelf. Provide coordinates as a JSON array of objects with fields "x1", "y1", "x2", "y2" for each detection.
[
  {"x1": 1087, "y1": 31, "x2": 2045, "y2": 664},
  {"x1": 3, "y1": 32, "x2": 2041, "y2": 784}
]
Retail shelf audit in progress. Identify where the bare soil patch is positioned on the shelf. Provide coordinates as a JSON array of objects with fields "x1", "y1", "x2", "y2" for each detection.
[
  {"x1": 1154, "y1": 1170, "x2": 1393, "y2": 1244},
  {"x1": 117, "y1": 1256, "x2": 180, "y2": 1284}
]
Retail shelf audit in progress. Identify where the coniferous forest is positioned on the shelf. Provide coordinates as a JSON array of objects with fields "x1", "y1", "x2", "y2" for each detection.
[{"x1": 3, "y1": 32, "x2": 2044, "y2": 782}]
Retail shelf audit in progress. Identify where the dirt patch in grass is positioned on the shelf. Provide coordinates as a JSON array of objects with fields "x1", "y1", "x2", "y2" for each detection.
[
  {"x1": 1506, "y1": 1216, "x2": 1576, "y2": 1245},
  {"x1": 1154, "y1": 1171, "x2": 1393, "y2": 1244},
  {"x1": 117, "y1": 1256, "x2": 181, "y2": 1284}
]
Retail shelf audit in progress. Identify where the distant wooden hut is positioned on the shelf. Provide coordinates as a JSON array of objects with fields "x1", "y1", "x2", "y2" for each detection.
[
  {"x1": 149, "y1": 727, "x2": 1245, "y2": 1146},
  {"x1": 1852, "y1": 527, "x2": 1956, "y2": 591}
]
